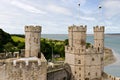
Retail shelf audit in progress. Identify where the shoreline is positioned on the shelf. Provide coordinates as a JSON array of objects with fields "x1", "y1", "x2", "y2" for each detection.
[{"x1": 104, "y1": 47, "x2": 116, "y2": 66}]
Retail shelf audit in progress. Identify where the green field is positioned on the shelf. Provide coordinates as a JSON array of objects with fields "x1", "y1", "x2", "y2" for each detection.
[{"x1": 11, "y1": 36, "x2": 25, "y2": 42}]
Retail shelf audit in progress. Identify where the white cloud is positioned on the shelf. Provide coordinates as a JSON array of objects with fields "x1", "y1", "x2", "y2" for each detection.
[
  {"x1": 80, "y1": 16, "x2": 95, "y2": 21},
  {"x1": 78, "y1": 0, "x2": 86, "y2": 5},
  {"x1": 76, "y1": 15, "x2": 95, "y2": 21},
  {"x1": 47, "y1": 4, "x2": 72, "y2": 16},
  {"x1": 102, "y1": 0, "x2": 120, "y2": 18},
  {"x1": 11, "y1": 0, "x2": 46, "y2": 14},
  {"x1": 61, "y1": 0, "x2": 86, "y2": 5}
]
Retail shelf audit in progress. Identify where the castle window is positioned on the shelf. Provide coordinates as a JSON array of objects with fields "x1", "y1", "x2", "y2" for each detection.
[
  {"x1": 79, "y1": 74, "x2": 81, "y2": 77},
  {"x1": 85, "y1": 78, "x2": 89, "y2": 80},
  {"x1": 98, "y1": 47, "x2": 99, "y2": 51},
  {"x1": 82, "y1": 49, "x2": 84, "y2": 52},
  {"x1": 78, "y1": 60, "x2": 81, "y2": 64},
  {"x1": 101, "y1": 57, "x2": 103, "y2": 61},
  {"x1": 75, "y1": 71, "x2": 77, "y2": 74},
  {"x1": 99, "y1": 44, "x2": 100, "y2": 46},
  {"x1": 88, "y1": 72, "x2": 90, "y2": 76},
  {"x1": 79, "y1": 67, "x2": 81, "y2": 70},
  {"x1": 92, "y1": 58, "x2": 95, "y2": 61},
  {"x1": 92, "y1": 45, "x2": 93, "y2": 48},
  {"x1": 96, "y1": 72, "x2": 97, "y2": 76}
]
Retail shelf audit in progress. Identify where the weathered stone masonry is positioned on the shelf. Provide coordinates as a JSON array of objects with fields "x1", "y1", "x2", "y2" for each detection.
[
  {"x1": 0, "y1": 26, "x2": 47, "y2": 80},
  {"x1": 0, "y1": 25, "x2": 119, "y2": 80},
  {"x1": 25, "y1": 26, "x2": 41, "y2": 58},
  {"x1": 65, "y1": 25, "x2": 104, "y2": 80}
]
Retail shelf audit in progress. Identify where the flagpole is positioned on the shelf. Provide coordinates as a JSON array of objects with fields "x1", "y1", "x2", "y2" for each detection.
[
  {"x1": 99, "y1": 5, "x2": 102, "y2": 25},
  {"x1": 78, "y1": 3, "x2": 80, "y2": 25}
]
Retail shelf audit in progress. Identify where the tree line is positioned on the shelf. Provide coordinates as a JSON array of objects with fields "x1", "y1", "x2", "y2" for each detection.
[{"x1": 0, "y1": 28, "x2": 91, "y2": 60}]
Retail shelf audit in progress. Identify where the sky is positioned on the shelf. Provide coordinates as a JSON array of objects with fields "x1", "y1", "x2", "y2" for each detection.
[{"x1": 0, "y1": 0, "x2": 120, "y2": 34}]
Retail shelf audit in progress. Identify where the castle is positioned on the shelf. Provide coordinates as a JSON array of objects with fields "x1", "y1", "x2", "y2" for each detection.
[
  {"x1": 0, "y1": 25, "x2": 119, "y2": 80},
  {"x1": 65, "y1": 25, "x2": 104, "y2": 80}
]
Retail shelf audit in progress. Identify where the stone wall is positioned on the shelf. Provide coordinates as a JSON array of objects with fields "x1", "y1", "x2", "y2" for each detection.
[
  {"x1": 47, "y1": 63, "x2": 71, "y2": 80},
  {"x1": 103, "y1": 72, "x2": 120, "y2": 80},
  {"x1": 0, "y1": 56, "x2": 47, "y2": 80}
]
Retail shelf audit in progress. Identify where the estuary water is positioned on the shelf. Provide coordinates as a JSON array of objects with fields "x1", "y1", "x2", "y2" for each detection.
[{"x1": 41, "y1": 34, "x2": 120, "y2": 77}]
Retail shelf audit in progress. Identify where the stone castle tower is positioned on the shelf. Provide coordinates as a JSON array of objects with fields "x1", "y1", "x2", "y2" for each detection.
[
  {"x1": 94, "y1": 26, "x2": 104, "y2": 53},
  {"x1": 25, "y1": 26, "x2": 41, "y2": 58},
  {"x1": 65, "y1": 25, "x2": 104, "y2": 80}
]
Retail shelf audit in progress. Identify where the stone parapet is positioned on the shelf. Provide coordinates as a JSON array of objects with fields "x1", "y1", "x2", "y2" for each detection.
[
  {"x1": 68, "y1": 25, "x2": 87, "y2": 32},
  {"x1": 25, "y1": 25, "x2": 41, "y2": 32},
  {"x1": 103, "y1": 72, "x2": 120, "y2": 80},
  {"x1": 65, "y1": 46, "x2": 103, "y2": 54},
  {"x1": 65, "y1": 46, "x2": 86, "y2": 54},
  {"x1": 47, "y1": 64, "x2": 64, "y2": 73},
  {"x1": 86, "y1": 48, "x2": 103, "y2": 54},
  {"x1": 13, "y1": 60, "x2": 41, "y2": 67},
  {"x1": 94, "y1": 26, "x2": 104, "y2": 32},
  {"x1": 65, "y1": 46, "x2": 74, "y2": 54}
]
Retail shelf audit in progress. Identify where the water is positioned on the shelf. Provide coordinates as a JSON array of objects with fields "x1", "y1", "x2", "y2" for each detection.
[{"x1": 41, "y1": 34, "x2": 120, "y2": 77}]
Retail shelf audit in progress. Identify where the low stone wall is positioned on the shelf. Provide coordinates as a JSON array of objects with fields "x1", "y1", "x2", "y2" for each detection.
[
  {"x1": 47, "y1": 63, "x2": 71, "y2": 80},
  {"x1": 0, "y1": 57, "x2": 47, "y2": 80},
  {"x1": 103, "y1": 72, "x2": 120, "y2": 80}
]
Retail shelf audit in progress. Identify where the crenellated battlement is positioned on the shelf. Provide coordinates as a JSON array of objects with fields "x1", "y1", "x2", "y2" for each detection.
[
  {"x1": 68, "y1": 25, "x2": 87, "y2": 32},
  {"x1": 12, "y1": 57, "x2": 41, "y2": 68},
  {"x1": 25, "y1": 25, "x2": 42, "y2": 32},
  {"x1": 86, "y1": 47, "x2": 103, "y2": 54},
  {"x1": 65, "y1": 46, "x2": 75, "y2": 53},
  {"x1": 94, "y1": 26, "x2": 104, "y2": 32},
  {"x1": 65, "y1": 46, "x2": 87, "y2": 54}
]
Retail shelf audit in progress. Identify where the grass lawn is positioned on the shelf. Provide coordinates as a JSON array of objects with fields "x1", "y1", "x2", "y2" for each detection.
[{"x1": 11, "y1": 36, "x2": 25, "y2": 42}]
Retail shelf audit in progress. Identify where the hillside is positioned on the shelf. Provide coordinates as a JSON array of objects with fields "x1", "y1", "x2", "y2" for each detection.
[
  {"x1": 11, "y1": 36, "x2": 25, "y2": 42},
  {"x1": 0, "y1": 29, "x2": 13, "y2": 52}
]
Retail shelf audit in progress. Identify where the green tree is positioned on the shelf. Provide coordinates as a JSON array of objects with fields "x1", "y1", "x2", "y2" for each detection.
[
  {"x1": 17, "y1": 42, "x2": 25, "y2": 49},
  {"x1": 41, "y1": 39, "x2": 51, "y2": 60},
  {"x1": 4, "y1": 42, "x2": 15, "y2": 55},
  {"x1": 0, "y1": 29, "x2": 13, "y2": 52},
  {"x1": 64, "y1": 39, "x2": 68, "y2": 45}
]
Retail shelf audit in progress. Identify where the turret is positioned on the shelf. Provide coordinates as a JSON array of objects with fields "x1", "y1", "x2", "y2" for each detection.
[
  {"x1": 25, "y1": 25, "x2": 42, "y2": 58},
  {"x1": 94, "y1": 26, "x2": 104, "y2": 53},
  {"x1": 68, "y1": 25, "x2": 87, "y2": 48}
]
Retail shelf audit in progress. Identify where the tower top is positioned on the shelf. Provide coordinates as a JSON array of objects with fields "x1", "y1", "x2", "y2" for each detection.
[
  {"x1": 68, "y1": 25, "x2": 87, "y2": 32},
  {"x1": 93, "y1": 26, "x2": 104, "y2": 32},
  {"x1": 25, "y1": 25, "x2": 42, "y2": 32}
]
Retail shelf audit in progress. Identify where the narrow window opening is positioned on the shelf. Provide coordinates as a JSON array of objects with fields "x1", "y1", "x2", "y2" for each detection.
[
  {"x1": 88, "y1": 72, "x2": 90, "y2": 75},
  {"x1": 101, "y1": 57, "x2": 103, "y2": 61},
  {"x1": 98, "y1": 47, "x2": 99, "y2": 51},
  {"x1": 96, "y1": 72, "x2": 97, "y2": 76},
  {"x1": 75, "y1": 71, "x2": 76, "y2": 74},
  {"x1": 79, "y1": 67, "x2": 81, "y2": 70},
  {"x1": 92, "y1": 58, "x2": 95, "y2": 61},
  {"x1": 78, "y1": 60, "x2": 81, "y2": 64},
  {"x1": 79, "y1": 74, "x2": 81, "y2": 77}
]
